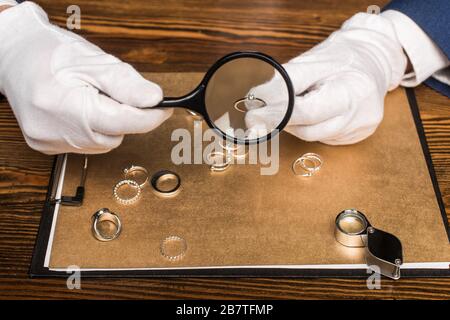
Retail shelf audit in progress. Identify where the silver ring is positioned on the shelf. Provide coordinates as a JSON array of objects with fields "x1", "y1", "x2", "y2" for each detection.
[
  {"x1": 292, "y1": 153, "x2": 323, "y2": 176},
  {"x1": 207, "y1": 151, "x2": 232, "y2": 172},
  {"x1": 219, "y1": 140, "x2": 248, "y2": 159},
  {"x1": 233, "y1": 94, "x2": 266, "y2": 113},
  {"x1": 113, "y1": 179, "x2": 141, "y2": 205},
  {"x1": 151, "y1": 170, "x2": 181, "y2": 197},
  {"x1": 160, "y1": 235, "x2": 187, "y2": 261},
  {"x1": 91, "y1": 208, "x2": 122, "y2": 241},
  {"x1": 219, "y1": 139, "x2": 240, "y2": 151},
  {"x1": 123, "y1": 165, "x2": 149, "y2": 189}
]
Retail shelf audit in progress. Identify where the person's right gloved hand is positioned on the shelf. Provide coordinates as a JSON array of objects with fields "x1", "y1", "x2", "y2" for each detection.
[
  {"x1": 245, "y1": 13, "x2": 408, "y2": 145},
  {"x1": 0, "y1": 2, "x2": 172, "y2": 154}
]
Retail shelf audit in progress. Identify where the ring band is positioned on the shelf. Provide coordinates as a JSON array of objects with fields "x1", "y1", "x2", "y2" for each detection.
[
  {"x1": 300, "y1": 153, "x2": 323, "y2": 171},
  {"x1": 292, "y1": 153, "x2": 323, "y2": 176},
  {"x1": 91, "y1": 208, "x2": 122, "y2": 242},
  {"x1": 151, "y1": 170, "x2": 181, "y2": 197},
  {"x1": 160, "y1": 235, "x2": 187, "y2": 261},
  {"x1": 233, "y1": 94, "x2": 266, "y2": 113},
  {"x1": 123, "y1": 165, "x2": 149, "y2": 189},
  {"x1": 207, "y1": 151, "x2": 232, "y2": 172},
  {"x1": 113, "y1": 179, "x2": 141, "y2": 205}
]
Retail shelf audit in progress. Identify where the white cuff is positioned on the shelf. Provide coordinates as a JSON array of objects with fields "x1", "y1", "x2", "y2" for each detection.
[
  {"x1": 0, "y1": 0, "x2": 18, "y2": 6},
  {"x1": 382, "y1": 10, "x2": 450, "y2": 87}
]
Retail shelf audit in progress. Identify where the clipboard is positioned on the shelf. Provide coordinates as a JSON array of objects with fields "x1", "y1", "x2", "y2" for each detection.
[{"x1": 30, "y1": 73, "x2": 450, "y2": 278}]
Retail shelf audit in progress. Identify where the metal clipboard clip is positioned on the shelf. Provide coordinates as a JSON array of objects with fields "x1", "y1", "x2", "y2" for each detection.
[{"x1": 50, "y1": 155, "x2": 88, "y2": 207}]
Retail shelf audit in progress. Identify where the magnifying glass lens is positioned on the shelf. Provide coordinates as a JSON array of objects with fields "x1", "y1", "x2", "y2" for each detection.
[{"x1": 205, "y1": 57, "x2": 290, "y2": 143}]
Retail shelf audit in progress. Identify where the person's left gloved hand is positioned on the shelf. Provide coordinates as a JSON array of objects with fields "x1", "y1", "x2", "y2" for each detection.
[{"x1": 0, "y1": 2, "x2": 171, "y2": 154}]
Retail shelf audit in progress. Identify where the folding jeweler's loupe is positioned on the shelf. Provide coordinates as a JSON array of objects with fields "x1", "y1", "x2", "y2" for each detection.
[
  {"x1": 151, "y1": 51, "x2": 295, "y2": 145},
  {"x1": 335, "y1": 209, "x2": 403, "y2": 280}
]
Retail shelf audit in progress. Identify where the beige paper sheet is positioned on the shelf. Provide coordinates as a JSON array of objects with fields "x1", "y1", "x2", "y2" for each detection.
[{"x1": 48, "y1": 73, "x2": 450, "y2": 269}]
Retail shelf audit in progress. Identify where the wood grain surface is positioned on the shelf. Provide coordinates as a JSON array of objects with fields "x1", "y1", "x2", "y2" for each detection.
[{"x1": 1, "y1": 0, "x2": 450, "y2": 300}]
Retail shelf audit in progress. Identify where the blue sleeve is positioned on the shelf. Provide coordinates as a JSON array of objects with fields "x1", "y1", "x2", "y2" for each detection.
[
  {"x1": 384, "y1": 0, "x2": 450, "y2": 97},
  {"x1": 384, "y1": 0, "x2": 450, "y2": 60}
]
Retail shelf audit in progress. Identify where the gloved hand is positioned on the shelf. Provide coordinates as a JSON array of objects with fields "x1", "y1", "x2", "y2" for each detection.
[
  {"x1": 245, "y1": 13, "x2": 408, "y2": 145},
  {"x1": 0, "y1": 2, "x2": 171, "y2": 154}
]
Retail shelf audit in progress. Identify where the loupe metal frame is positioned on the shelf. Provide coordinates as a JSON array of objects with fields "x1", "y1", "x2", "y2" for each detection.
[
  {"x1": 154, "y1": 51, "x2": 295, "y2": 145},
  {"x1": 335, "y1": 209, "x2": 403, "y2": 280}
]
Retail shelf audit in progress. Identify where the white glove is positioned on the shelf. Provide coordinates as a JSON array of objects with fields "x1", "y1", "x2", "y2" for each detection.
[
  {"x1": 245, "y1": 13, "x2": 407, "y2": 145},
  {"x1": 0, "y1": 2, "x2": 172, "y2": 154}
]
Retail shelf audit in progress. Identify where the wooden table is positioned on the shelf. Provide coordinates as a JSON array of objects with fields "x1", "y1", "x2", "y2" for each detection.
[{"x1": 1, "y1": 0, "x2": 449, "y2": 299}]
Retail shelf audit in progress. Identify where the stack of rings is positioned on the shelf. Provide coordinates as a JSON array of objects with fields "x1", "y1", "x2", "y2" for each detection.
[
  {"x1": 114, "y1": 165, "x2": 150, "y2": 205},
  {"x1": 91, "y1": 208, "x2": 122, "y2": 241},
  {"x1": 160, "y1": 235, "x2": 187, "y2": 262},
  {"x1": 292, "y1": 153, "x2": 323, "y2": 177}
]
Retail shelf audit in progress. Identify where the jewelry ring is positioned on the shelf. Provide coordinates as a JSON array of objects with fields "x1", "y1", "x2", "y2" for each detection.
[
  {"x1": 113, "y1": 179, "x2": 141, "y2": 205},
  {"x1": 207, "y1": 151, "x2": 232, "y2": 172},
  {"x1": 233, "y1": 94, "x2": 266, "y2": 113},
  {"x1": 292, "y1": 153, "x2": 323, "y2": 177},
  {"x1": 91, "y1": 208, "x2": 122, "y2": 242},
  {"x1": 219, "y1": 140, "x2": 248, "y2": 159},
  {"x1": 160, "y1": 235, "x2": 187, "y2": 261},
  {"x1": 151, "y1": 170, "x2": 181, "y2": 197},
  {"x1": 300, "y1": 153, "x2": 323, "y2": 172},
  {"x1": 123, "y1": 165, "x2": 149, "y2": 188}
]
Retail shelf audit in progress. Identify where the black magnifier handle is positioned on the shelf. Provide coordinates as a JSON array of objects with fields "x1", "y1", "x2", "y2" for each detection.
[
  {"x1": 158, "y1": 97, "x2": 189, "y2": 108},
  {"x1": 155, "y1": 85, "x2": 206, "y2": 116}
]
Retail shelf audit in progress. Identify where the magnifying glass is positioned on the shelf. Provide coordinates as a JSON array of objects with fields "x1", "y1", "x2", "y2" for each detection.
[{"x1": 151, "y1": 51, "x2": 295, "y2": 145}]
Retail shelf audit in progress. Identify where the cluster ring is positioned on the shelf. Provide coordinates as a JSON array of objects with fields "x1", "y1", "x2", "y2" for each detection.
[
  {"x1": 113, "y1": 179, "x2": 141, "y2": 205},
  {"x1": 160, "y1": 235, "x2": 187, "y2": 262}
]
